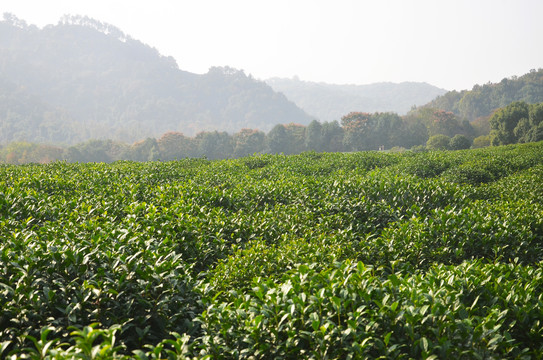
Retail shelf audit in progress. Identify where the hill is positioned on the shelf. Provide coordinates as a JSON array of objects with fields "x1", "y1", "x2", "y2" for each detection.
[
  {"x1": 0, "y1": 75, "x2": 82, "y2": 144},
  {"x1": 0, "y1": 14, "x2": 312, "y2": 144},
  {"x1": 423, "y1": 68, "x2": 543, "y2": 121},
  {"x1": 265, "y1": 77, "x2": 447, "y2": 121}
]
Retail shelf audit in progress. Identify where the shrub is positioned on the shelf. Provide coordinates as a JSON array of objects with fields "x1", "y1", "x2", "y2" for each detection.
[
  {"x1": 472, "y1": 135, "x2": 491, "y2": 148},
  {"x1": 426, "y1": 134, "x2": 451, "y2": 150},
  {"x1": 449, "y1": 134, "x2": 472, "y2": 150}
]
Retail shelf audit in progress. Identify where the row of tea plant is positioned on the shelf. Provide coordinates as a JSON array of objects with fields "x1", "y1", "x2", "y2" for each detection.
[{"x1": 1, "y1": 142, "x2": 542, "y2": 358}]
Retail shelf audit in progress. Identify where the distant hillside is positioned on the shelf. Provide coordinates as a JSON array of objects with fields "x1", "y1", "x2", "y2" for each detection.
[
  {"x1": 423, "y1": 69, "x2": 543, "y2": 121},
  {"x1": 265, "y1": 77, "x2": 447, "y2": 121},
  {"x1": 0, "y1": 75, "x2": 82, "y2": 144},
  {"x1": 0, "y1": 14, "x2": 312, "y2": 144}
]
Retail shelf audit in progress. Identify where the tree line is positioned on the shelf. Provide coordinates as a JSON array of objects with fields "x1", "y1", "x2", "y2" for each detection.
[
  {"x1": 4, "y1": 100, "x2": 541, "y2": 164},
  {"x1": 1, "y1": 107, "x2": 490, "y2": 164}
]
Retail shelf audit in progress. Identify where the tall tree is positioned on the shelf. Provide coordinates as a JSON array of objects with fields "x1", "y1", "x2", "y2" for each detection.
[
  {"x1": 371, "y1": 112, "x2": 404, "y2": 149},
  {"x1": 321, "y1": 121, "x2": 344, "y2": 152},
  {"x1": 267, "y1": 124, "x2": 290, "y2": 154},
  {"x1": 195, "y1": 131, "x2": 233, "y2": 160},
  {"x1": 232, "y1": 128, "x2": 266, "y2": 158},
  {"x1": 304, "y1": 120, "x2": 323, "y2": 151},
  {"x1": 283, "y1": 123, "x2": 306, "y2": 154},
  {"x1": 449, "y1": 134, "x2": 472, "y2": 150},
  {"x1": 525, "y1": 103, "x2": 543, "y2": 142},
  {"x1": 125, "y1": 138, "x2": 158, "y2": 161},
  {"x1": 341, "y1": 112, "x2": 375, "y2": 151},
  {"x1": 157, "y1": 131, "x2": 196, "y2": 160},
  {"x1": 490, "y1": 101, "x2": 529, "y2": 145},
  {"x1": 426, "y1": 134, "x2": 451, "y2": 150}
]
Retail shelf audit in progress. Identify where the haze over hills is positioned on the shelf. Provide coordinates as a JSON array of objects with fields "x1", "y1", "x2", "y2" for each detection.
[
  {"x1": 0, "y1": 14, "x2": 312, "y2": 144},
  {"x1": 0, "y1": 75, "x2": 80, "y2": 143},
  {"x1": 0, "y1": 14, "x2": 452, "y2": 146},
  {"x1": 421, "y1": 68, "x2": 543, "y2": 121},
  {"x1": 266, "y1": 77, "x2": 447, "y2": 122}
]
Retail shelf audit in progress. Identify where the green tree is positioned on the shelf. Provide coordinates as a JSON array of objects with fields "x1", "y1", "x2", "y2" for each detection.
[
  {"x1": 457, "y1": 86, "x2": 491, "y2": 120},
  {"x1": 283, "y1": 123, "x2": 306, "y2": 154},
  {"x1": 64, "y1": 146, "x2": 84, "y2": 162},
  {"x1": 426, "y1": 134, "x2": 451, "y2": 150},
  {"x1": 304, "y1": 120, "x2": 323, "y2": 151},
  {"x1": 514, "y1": 118, "x2": 532, "y2": 143},
  {"x1": 490, "y1": 101, "x2": 529, "y2": 145},
  {"x1": 529, "y1": 102, "x2": 543, "y2": 127},
  {"x1": 400, "y1": 118, "x2": 429, "y2": 149},
  {"x1": 341, "y1": 112, "x2": 375, "y2": 151},
  {"x1": 527, "y1": 123, "x2": 543, "y2": 142},
  {"x1": 472, "y1": 135, "x2": 491, "y2": 148},
  {"x1": 232, "y1": 128, "x2": 265, "y2": 158},
  {"x1": 321, "y1": 121, "x2": 344, "y2": 152},
  {"x1": 195, "y1": 131, "x2": 233, "y2": 160},
  {"x1": 372, "y1": 112, "x2": 404, "y2": 149},
  {"x1": 71, "y1": 139, "x2": 125, "y2": 162},
  {"x1": 427, "y1": 109, "x2": 462, "y2": 137},
  {"x1": 126, "y1": 138, "x2": 159, "y2": 162},
  {"x1": 157, "y1": 131, "x2": 196, "y2": 160},
  {"x1": 148, "y1": 145, "x2": 160, "y2": 161},
  {"x1": 506, "y1": 102, "x2": 543, "y2": 143},
  {"x1": 404, "y1": 107, "x2": 469, "y2": 140},
  {"x1": 449, "y1": 134, "x2": 472, "y2": 150},
  {"x1": 267, "y1": 124, "x2": 290, "y2": 154},
  {"x1": 525, "y1": 103, "x2": 543, "y2": 142},
  {"x1": 471, "y1": 115, "x2": 491, "y2": 137}
]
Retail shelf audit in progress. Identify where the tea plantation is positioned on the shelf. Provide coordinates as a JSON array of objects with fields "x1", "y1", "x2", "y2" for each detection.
[{"x1": 1, "y1": 142, "x2": 542, "y2": 359}]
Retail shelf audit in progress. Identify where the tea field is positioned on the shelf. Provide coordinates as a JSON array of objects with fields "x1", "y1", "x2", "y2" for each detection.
[{"x1": 1, "y1": 142, "x2": 543, "y2": 359}]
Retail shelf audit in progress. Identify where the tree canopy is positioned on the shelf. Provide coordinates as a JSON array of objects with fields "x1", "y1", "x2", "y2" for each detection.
[
  {"x1": 424, "y1": 69, "x2": 543, "y2": 121},
  {"x1": 490, "y1": 101, "x2": 543, "y2": 146}
]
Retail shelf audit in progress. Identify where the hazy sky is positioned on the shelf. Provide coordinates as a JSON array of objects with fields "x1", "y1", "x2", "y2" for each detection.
[{"x1": 2, "y1": 0, "x2": 543, "y2": 90}]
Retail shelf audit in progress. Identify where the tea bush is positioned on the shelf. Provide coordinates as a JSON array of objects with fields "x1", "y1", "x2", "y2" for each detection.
[
  {"x1": 198, "y1": 260, "x2": 543, "y2": 359},
  {"x1": 1, "y1": 142, "x2": 543, "y2": 358}
]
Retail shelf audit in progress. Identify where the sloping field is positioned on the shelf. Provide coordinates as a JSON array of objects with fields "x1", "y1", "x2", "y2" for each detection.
[{"x1": 1, "y1": 143, "x2": 543, "y2": 358}]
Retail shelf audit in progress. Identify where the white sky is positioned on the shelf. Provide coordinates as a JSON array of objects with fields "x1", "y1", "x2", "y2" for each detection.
[{"x1": 2, "y1": 0, "x2": 543, "y2": 91}]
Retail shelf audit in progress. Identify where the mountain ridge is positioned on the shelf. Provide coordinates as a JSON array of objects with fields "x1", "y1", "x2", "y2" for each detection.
[
  {"x1": 0, "y1": 14, "x2": 312, "y2": 144},
  {"x1": 265, "y1": 77, "x2": 447, "y2": 122}
]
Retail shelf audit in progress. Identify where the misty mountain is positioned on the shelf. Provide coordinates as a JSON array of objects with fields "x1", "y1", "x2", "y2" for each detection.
[
  {"x1": 0, "y1": 14, "x2": 312, "y2": 144},
  {"x1": 0, "y1": 75, "x2": 83, "y2": 144},
  {"x1": 422, "y1": 69, "x2": 543, "y2": 121},
  {"x1": 265, "y1": 77, "x2": 447, "y2": 122}
]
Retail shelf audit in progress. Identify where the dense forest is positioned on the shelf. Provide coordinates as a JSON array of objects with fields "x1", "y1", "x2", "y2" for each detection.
[
  {"x1": 422, "y1": 68, "x2": 543, "y2": 121},
  {"x1": 266, "y1": 77, "x2": 446, "y2": 121}
]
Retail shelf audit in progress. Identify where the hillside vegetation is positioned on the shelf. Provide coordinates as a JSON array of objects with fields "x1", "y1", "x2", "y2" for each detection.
[
  {"x1": 423, "y1": 68, "x2": 543, "y2": 121},
  {"x1": 0, "y1": 14, "x2": 311, "y2": 144},
  {"x1": 1, "y1": 142, "x2": 543, "y2": 358}
]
